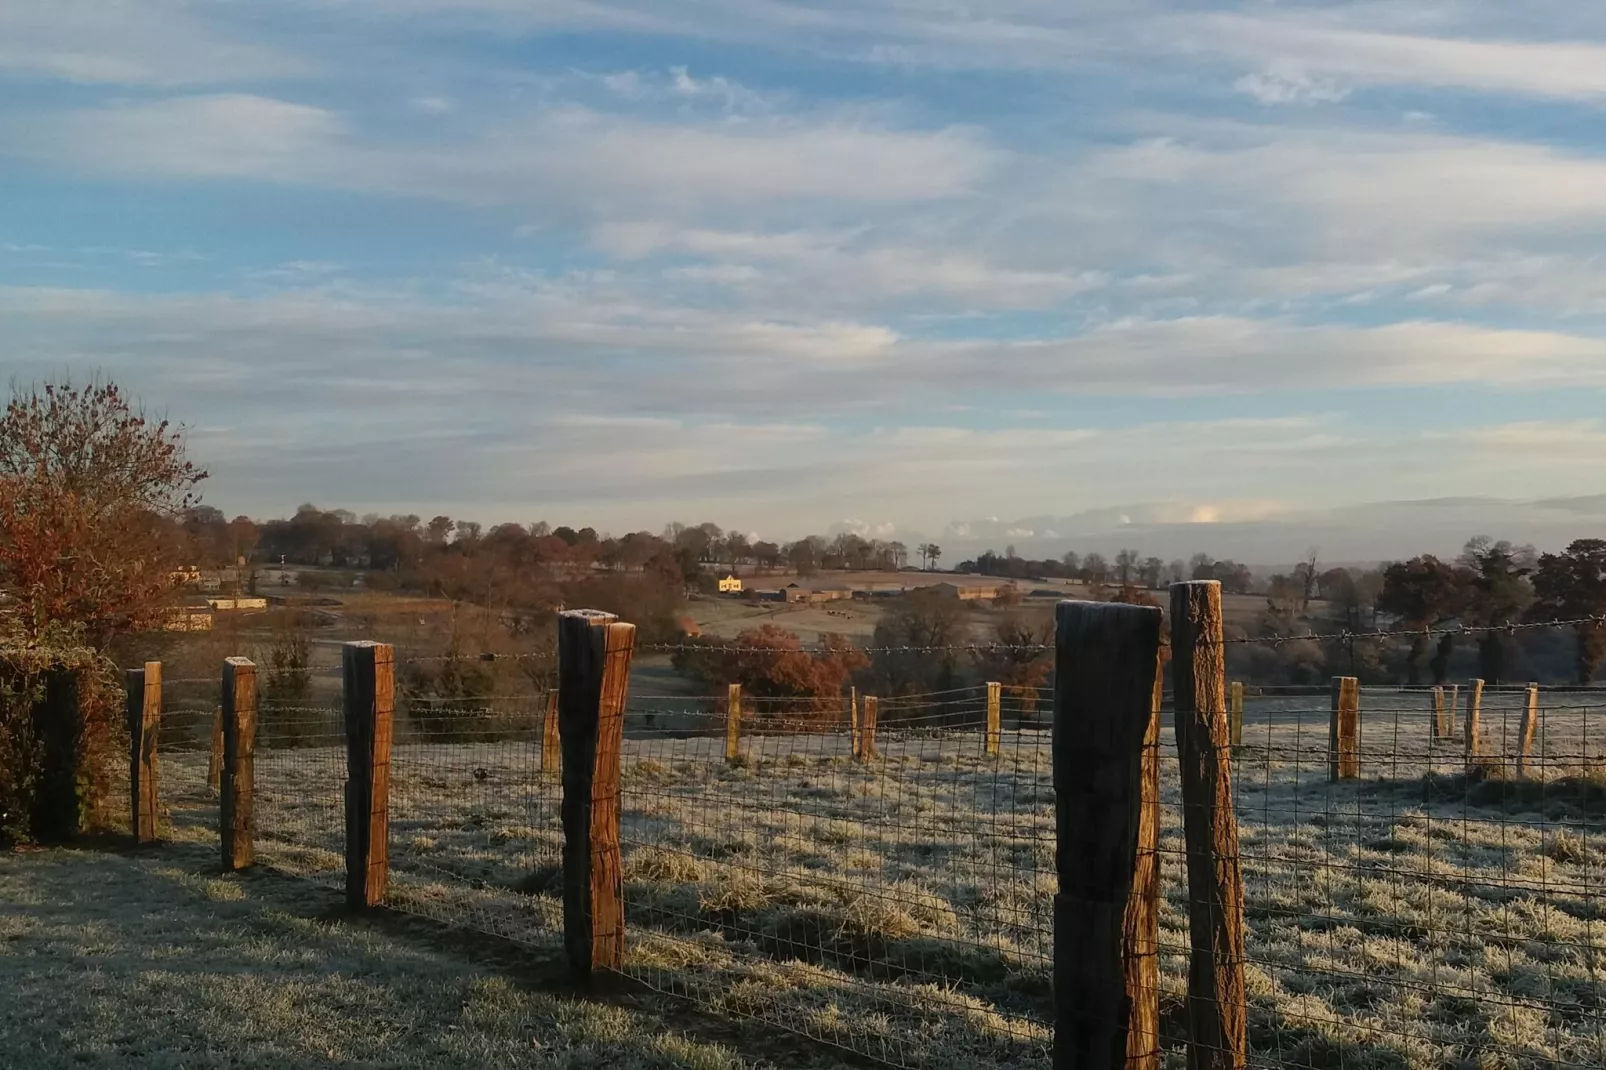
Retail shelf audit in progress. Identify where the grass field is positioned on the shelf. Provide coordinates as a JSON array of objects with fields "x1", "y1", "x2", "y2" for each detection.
[
  {"x1": 144, "y1": 686, "x2": 1606, "y2": 1069},
  {"x1": 0, "y1": 843, "x2": 776, "y2": 1069}
]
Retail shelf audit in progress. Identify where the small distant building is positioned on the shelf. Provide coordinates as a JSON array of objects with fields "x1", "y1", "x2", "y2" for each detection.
[
  {"x1": 718, "y1": 574, "x2": 743, "y2": 594},
  {"x1": 931, "y1": 581, "x2": 1017, "y2": 601},
  {"x1": 206, "y1": 597, "x2": 269, "y2": 611},
  {"x1": 163, "y1": 608, "x2": 213, "y2": 632}
]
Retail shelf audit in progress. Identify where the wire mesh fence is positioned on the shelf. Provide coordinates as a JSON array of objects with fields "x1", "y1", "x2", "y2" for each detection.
[
  {"x1": 383, "y1": 689, "x2": 565, "y2": 950},
  {"x1": 616, "y1": 685, "x2": 1054, "y2": 1067},
  {"x1": 252, "y1": 664, "x2": 346, "y2": 886},
  {"x1": 130, "y1": 636, "x2": 1606, "y2": 1070},
  {"x1": 156, "y1": 675, "x2": 221, "y2": 846},
  {"x1": 1214, "y1": 686, "x2": 1606, "y2": 1069}
]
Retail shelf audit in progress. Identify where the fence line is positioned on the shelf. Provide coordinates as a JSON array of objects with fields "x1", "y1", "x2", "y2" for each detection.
[{"x1": 89, "y1": 593, "x2": 1606, "y2": 1069}]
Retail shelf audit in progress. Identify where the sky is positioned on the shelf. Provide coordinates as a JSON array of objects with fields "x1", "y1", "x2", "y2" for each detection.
[{"x1": 3, "y1": 1, "x2": 1606, "y2": 557}]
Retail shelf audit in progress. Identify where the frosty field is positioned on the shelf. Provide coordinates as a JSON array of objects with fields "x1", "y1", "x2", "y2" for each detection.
[{"x1": 155, "y1": 691, "x2": 1606, "y2": 1069}]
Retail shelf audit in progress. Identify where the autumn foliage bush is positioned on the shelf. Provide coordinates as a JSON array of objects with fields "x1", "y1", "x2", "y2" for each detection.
[{"x1": 672, "y1": 624, "x2": 867, "y2": 725}]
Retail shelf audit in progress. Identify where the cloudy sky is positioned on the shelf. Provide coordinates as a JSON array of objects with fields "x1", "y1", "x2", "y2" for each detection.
[{"x1": 3, "y1": 1, "x2": 1606, "y2": 550}]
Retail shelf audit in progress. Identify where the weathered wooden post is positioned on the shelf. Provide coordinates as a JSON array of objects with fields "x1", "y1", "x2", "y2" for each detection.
[
  {"x1": 220, "y1": 657, "x2": 257, "y2": 872},
  {"x1": 559, "y1": 609, "x2": 636, "y2": 978},
  {"x1": 1053, "y1": 600, "x2": 1162, "y2": 1070},
  {"x1": 1171, "y1": 581, "x2": 1247, "y2": 1070},
  {"x1": 1228, "y1": 681, "x2": 1244, "y2": 748},
  {"x1": 849, "y1": 687, "x2": 861, "y2": 758},
  {"x1": 343, "y1": 642, "x2": 394, "y2": 908},
  {"x1": 859, "y1": 696, "x2": 879, "y2": 760},
  {"x1": 1431, "y1": 687, "x2": 1447, "y2": 741},
  {"x1": 1517, "y1": 683, "x2": 1540, "y2": 779},
  {"x1": 126, "y1": 662, "x2": 161, "y2": 845},
  {"x1": 31, "y1": 666, "x2": 83, "y2": 844},
  {"x1": 986, "y1": 681, "x2": 1003, "y2": 756},
  {"x1": 1465, "y1": 679, "x2": 1485, "y2": 771},
  {"x1": 1329, "y1": 677, "x2": 1360, "y2": 781},
  {"x1": 725, "y1": 683, "x2": 743, "y2": 763},
  {"x1": 541, "y1": 688, "x2": 561, "y2": 775}
]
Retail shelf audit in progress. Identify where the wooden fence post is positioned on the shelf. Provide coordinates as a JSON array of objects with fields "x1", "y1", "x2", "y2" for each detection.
[
  {"x1": 1228, "y1": 682, "x2": 1244, "y2": 748},
  {"x1": 1329, "y1": 677, "x2": 1360, "y2": 781},
  {"x1": 541, "y1": 688, "x2": 561, "y2": 775},
  {"x1": 1171, "y1": 581, "x2": 1247, "y2": 1070},
  {"x1": 31, "y1": 666, "x2": 83, "y2": 844},
  {"x1": 343, "y1": 642, "x2": 394, "y2": 908},
  {"x1": 1517, "y1": 683, "x2": 1540, "y2": 779},
  {"x1": 126, "y1": 662, "x2": 161, "y2": 845},
  {"x1": 1465, "y1": 679, "x2": 1485, "y2": 771},
  {"x1": 859, "y1": 696, "x2": 879, "y2": 760},
  {"x1": 1431, "y1": 687, "x2": 1446, "y2": 741},
  {"x1": 1052, "y1": 600, "x2": 1162, "y2": 1070},
  {"x1": 559, "y1": 609, "x2": 637, "y2": 978},
  {"x1": 725, "y1": 683, "x2": 743, "y2": 763},
  {"x1": 986, "y1": 681, "x2": 1002, "y2": 756},
  {"x1": 206, "y1": 709, "x2": 222, "y2": 793},
  {"x1": 220, "y1": 658, "x2": 257, "y2": 872},
  {"x1": 849, "y1": 687, "x2": 860, "y2": 758}
]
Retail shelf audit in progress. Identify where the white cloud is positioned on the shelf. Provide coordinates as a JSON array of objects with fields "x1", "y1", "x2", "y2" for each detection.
[
  {"x1": 1200, "y1": 14, "x2": 1606, "y2": 102},
  {"x1": 1234, "y1": 65, "x2": 1350, "y2": 106},
  {"x1": 9, "y1": 96, "x2": 995, "y2": 209},
  {"x1": 0, "y1": 0, "x2": 305, "y2": 85}
]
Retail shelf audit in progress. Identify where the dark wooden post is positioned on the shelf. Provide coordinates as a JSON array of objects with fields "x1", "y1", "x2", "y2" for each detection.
[
  {"x1": 1171, "y1": 581, "x2": 1247, "y2": 1070},
  {"x1": 1052, "y1": 600, "x2": 1162, "y2": 1070},
  {"x1": 725, "y1": 683, "x2": 743, "y2": 763},
  {"x1": 31, "y1": 666, "x2": 83, "y2": 844},
  {"x1": 985, "y1": 681, "x2": 1002, "y2": 755},
  {"x1": 126, "y1": 662, "x2": 161, "y2": 845},
  {"x1": 1517, "y1": 684, "x2": 1539, "y2": 778},
  {"x1": 220, "y1": 658, "x2": 257, "y2": 871},
  {"x1": 541, "y1": 688, "x2": 561, "y2": 775},
  {"x1": 559, "y1": 609, "x2": 637, "y2": 978},
  {"x1": 1329, "y1": 677, "x2": 1360, "y2": 781},
  {"x1": 343, "y1": 641, "x2": 394, "y2": 909},
  {"x1": 1464, "y1": 679, "x2": 1485, "y2": 771}
]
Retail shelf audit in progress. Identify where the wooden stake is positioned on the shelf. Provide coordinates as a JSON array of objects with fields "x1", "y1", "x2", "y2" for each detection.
[
  {"x1": 559, "y1": 609, "x2": 636, "y2": 978},
  {"x1": 1445, "y1": 684, "x2": 1459, "y2": 741},
  {"x1": 1431, "y1": 687, "x2": 1447, "y2": 741},
  {"x1": 207, "y1": 709, "x2": 223, "y2": 793},
  {"x1": 126, "y1": 662, "x2": 161, "y2": 845},
  {"x1": 1465, "y1": 679, "x2": 1485, "y2": 771},
  {"x1": 1228, "y1": 681, "x2": 1244, "y2": 748},
  {"x1": 220, "y1": 657, "x2": 257, "y2": 872},
  {"x1": 859, "y1": 696, "x2": 879, "y2": 760},
  {"x1": 1052, "y1": 600, "x2": 1162, "y2": 1070},
  {"x1": 1170, "y1": 581, "x2": 1247, "y2": 1070},
  {"x1": 1517, "y1": 683, "x2": 1540, "y2": 779},
  {"x1": 1329, "y1": 677, "x2": 1360, "y2": 781},
  {"x1": 985, "y1": 681, "x2": 1002, "y2": 756},
  {"x1": 343, "y1": 642, "x2": 394, "y2": 908},
  {"x1": 725, "y1": 682, "x2": 743, "y2": 762},
  {"x1": 849, "y1": 687, "x2": 860, "y2": 758},
  {"x1": 541, "y1": 688, "x2": 561, "y2": 774}
]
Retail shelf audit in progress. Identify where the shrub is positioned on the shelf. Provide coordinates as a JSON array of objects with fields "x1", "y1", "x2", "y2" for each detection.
[{"x1": 0, "y1": 640, "x2": 120, "y2": 845}]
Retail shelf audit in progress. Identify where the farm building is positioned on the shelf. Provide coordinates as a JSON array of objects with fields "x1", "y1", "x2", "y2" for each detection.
[
  {"x1": 929, "y1": 581, "x2": 1018, "y2": 601},
  {"x1": 717, "y1": 574, "x2": 743, "y2": 593}
]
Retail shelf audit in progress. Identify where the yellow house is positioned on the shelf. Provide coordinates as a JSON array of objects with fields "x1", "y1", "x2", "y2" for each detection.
[{"x1": 718, "y1": 574, "x2": 743, "y2": 594}]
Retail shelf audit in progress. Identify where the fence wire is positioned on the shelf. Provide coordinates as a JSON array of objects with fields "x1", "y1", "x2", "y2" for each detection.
[
  {"x1": 156, "y1": 676, "x2": 221, "y2": 846},
  {"x1": 1212, "y1": 686, "x2": 1606, "y2": 1069},
  {"x1": 384, "y1": 691, "x2": 564, "y2": 951},
  {"x1": 616, "y1": 684, "x2": 1053, "y2": 1068},
  {"x1": 253, "y1": 664, "x2": 346, "y2": 886}
]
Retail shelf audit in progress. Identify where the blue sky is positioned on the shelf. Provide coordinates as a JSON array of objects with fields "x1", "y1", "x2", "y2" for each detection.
[{"x1": 4, "y1": 1, "x2": 1606, "y2": 551}]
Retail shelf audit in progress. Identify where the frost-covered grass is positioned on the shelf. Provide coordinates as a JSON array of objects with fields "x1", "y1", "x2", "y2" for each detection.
[
  {"x1": 0, "y1": 845, "x2": 756, "y2": 1069},
  {"x1": 151, "y1": 692, "x2": 1606, "y2": 1069}
]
